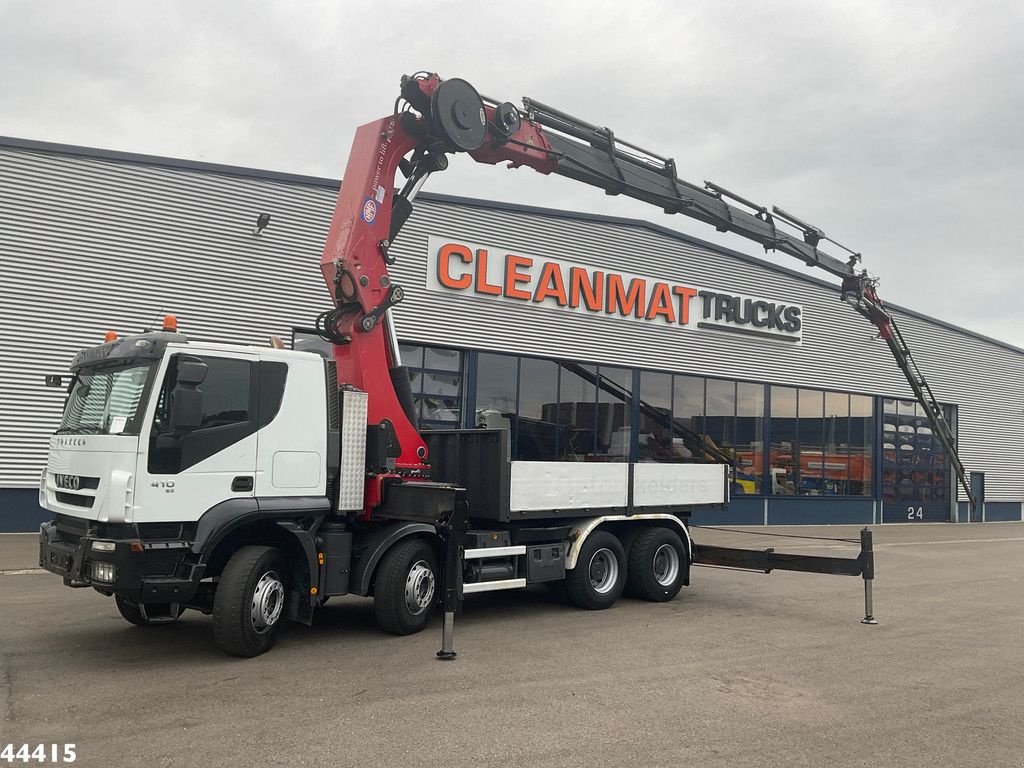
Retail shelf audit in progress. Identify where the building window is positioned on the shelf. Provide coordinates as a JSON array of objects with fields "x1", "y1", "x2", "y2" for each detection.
[
  {"x1": 705, "y1": 377, "x2": 737, "y2": 475},
  {"x1": 881, "y1": 397, "x2": 948, "y2": 505},
  {"x1": 554, "y1": 362, "x2": 599, "y2": 460},
  {"x1": 736, "y1": 382, "x2": 765, "y2": 494},
  {"x1": 824, "y1": 391, "x2": 851, "y2": 495},
  {"x1": 639, "y1": 371, "x2": 673, "y2": 462},
  {"x1": 770, "y1": 386, "x2": 874, "y2": 496},
  {"x1": 769, "y1": 386, "x2": 798, "y2": 495},
  {"x1": 595, "y1": 366, "x2": 632, "y2": 460},
  {"x1": 399, "y1": 343, "x2": 463, "y2": 429},
  {"x1": 672, "y1": 375, "x2": 706, "y2": 461},
  {"x1": 798, "y1": 389, "x2": 825, "y2": 495},
  {"x1": 849, "y1": 394, "x2": 874, "y2": 496},
  {"x1": 517, "y1": 357, "x2": 559, "y2": 460},
  {"x1": 474, "y1": 352, "x2": 518, "y2": 424}
]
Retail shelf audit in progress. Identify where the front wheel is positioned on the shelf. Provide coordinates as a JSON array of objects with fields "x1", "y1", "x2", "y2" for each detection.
[
  {"x1": 373, "y1": 538, "x2": 438, "y2": 635},
  {"x1": 564, "y1": 530, "x2": 626, "y2": 610},
  {"x1": 213, "y1": 546, "x2": 288, "y2": 657}
]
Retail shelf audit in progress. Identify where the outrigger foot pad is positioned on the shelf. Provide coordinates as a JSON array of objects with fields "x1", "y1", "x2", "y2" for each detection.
[{"x1": 437, "y1": 610, "x2": 457, "y2": 660}]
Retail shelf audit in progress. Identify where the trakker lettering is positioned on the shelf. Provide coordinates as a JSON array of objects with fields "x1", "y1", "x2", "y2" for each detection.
[{"x1": 427, "y1": 235, "x2": 802, "y2": 342}]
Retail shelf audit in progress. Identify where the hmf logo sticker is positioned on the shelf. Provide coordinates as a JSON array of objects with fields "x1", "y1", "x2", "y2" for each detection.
[{"x1": 360, "y1": 197, "x2": 378, "y2": 224}]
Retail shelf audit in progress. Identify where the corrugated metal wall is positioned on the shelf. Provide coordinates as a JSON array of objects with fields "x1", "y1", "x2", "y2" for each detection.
[{"x1": 2, "y1": 141, "x2": 1022, "y2": 502}]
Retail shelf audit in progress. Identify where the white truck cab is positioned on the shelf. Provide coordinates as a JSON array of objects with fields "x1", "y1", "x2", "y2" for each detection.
[{"x1": 42, "y1": 333, "x2": 328, "y2": 527}]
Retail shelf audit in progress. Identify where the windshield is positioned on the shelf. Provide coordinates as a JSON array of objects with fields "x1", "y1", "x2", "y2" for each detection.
[{"x1": 57, "y1": 361, "x2": 156, "y2": 435}]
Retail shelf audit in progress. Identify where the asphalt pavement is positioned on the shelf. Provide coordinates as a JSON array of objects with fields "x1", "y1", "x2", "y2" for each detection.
[{"x1": 1, "y1": 522, "x2": 1022, "y2": 768}]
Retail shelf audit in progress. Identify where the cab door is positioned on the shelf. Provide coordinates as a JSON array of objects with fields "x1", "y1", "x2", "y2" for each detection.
[{"x1": 134, "y1": 350, "x2": 259, "y2": 524}]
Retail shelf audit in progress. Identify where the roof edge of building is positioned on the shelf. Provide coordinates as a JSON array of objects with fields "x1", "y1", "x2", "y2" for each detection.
[
  {"x1": 0, "y1": 135, "x2": 342, "y2": 189},
  {"x1": 4, "y1": 134, "x2": 1022, "y2": 359}
]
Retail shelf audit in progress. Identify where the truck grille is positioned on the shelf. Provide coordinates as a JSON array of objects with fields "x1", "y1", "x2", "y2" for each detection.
[
  {"x1": 55, "y1": 513, "x2": 91, "y2": 543},
  {"x1": 55, "y1": 492, "x2": 94, "y2": 508}
]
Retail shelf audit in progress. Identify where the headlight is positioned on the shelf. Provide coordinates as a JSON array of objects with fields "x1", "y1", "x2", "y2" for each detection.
[
  {"x1": 91, "y1": 540, "x2": 116, "y2": 552},
  {"x1": 90, "y1": 562, "x2": 116, "y2": 583}
]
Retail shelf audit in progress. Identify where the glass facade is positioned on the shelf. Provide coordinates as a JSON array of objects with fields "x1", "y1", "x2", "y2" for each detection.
[
  {"x1": 473, "y1": 354, "x2": 879, "y2": 498},
  {"x1": 293, "y1": 329, "x2": 961, "y2": 505},
  {"x1": 769, "y1": 386, "x2": 874, "y2": 497},
  {"x1": 881, "y1": 397, "x2": 952, "y2": 509},
  {"x1": 400, "y1": 342, "x2": 464, "y2": 429}
]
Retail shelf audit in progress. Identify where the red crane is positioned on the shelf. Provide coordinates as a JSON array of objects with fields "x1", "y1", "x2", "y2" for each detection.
[{"x1": 318, "y1": 72, "x2": 975, "y2": 516}]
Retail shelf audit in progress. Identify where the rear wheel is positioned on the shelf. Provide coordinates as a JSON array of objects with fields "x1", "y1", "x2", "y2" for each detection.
[
  {"x1": 373, "y1": 538, "x2": 438, "y2": 635},
  {"x1": 564, "y1": 530, "x2": 626, "y2": 610},
  {"x1": 114, "y1": 594, "x2": 184, "y2": 626},
  {"x1": 213, "y1": 546, "x2": 288, "y2": 657},
  {"x1": 627, "y1": 527, "x2": 687, "y2": 602}
]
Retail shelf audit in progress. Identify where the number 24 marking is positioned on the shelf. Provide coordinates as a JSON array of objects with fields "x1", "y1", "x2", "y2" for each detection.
[{"x1": 907, "y1": 506, "x2": 924, "y2": 520}]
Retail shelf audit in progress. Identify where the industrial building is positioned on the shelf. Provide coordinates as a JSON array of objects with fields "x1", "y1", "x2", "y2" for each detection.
[{"x1": 2, "y1": 136, "x2": 1022, "y2": 531}]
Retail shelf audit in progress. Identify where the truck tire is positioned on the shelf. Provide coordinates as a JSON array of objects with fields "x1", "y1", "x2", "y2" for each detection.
[
  {"x1": 627, "y1": 527, "x2": 686, "y2": 602},
  {"x1": 373, "y1": 538, "x2": 438, "y2": 635},
  {"x1": 564, "y1": 530, "x2": 626, "y2": 610},
  {"x1": 114, "y1": 594, "x2": 183, "y2": 626},
  {"x1": 212, "y1": 546, "x2": 288, "y2": 657}
]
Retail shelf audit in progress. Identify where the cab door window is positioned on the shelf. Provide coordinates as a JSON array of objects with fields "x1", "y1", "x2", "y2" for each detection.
[{"x1": 149, "y1": 355, "x2": 255, "y2": 474}]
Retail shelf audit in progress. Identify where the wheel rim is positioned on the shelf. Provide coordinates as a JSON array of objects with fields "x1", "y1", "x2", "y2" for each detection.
[
  {"x1": 588, "y1": 548, "x2": 620, "y2": 595},
  {"x1": 652, "y1": 543, "x2": 680, "y2": 587},
  {"x1": 250, "y1": 570, "x2": 285, "y2": 634},
  {"x1": 405, "y1": 559, "x2": 436, "y2": 616}
]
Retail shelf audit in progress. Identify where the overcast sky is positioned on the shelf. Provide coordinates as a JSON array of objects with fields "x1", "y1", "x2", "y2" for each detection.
[{"x1": 3, "y1": 0, "x2": 1022, "y2": 347}]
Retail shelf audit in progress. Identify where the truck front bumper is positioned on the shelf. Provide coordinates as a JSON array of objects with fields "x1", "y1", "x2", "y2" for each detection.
[{"x1": 38, "y1": 520, "x2": 202, "y2": 604}]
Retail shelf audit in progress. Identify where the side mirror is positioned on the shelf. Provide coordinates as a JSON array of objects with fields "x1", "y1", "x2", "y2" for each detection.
[
  {"x1": 169, "y1": 387, "x2": 203, "y2": 431},
  {"x1": 177, "y1": 359, "x2": 208, "y2": 386}
]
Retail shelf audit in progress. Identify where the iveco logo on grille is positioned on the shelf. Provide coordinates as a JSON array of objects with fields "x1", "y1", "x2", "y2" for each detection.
[{"x1": 55, "y1": 474, "x2": 82, "y2": 490}]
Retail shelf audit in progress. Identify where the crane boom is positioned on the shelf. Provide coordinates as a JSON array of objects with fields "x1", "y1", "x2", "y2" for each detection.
[{"x1": 318, "y1": 72, "x2": 976, "y2": 516}]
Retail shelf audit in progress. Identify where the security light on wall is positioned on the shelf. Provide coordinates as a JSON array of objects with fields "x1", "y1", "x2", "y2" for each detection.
[{"x1": 253, "y1": 213, "x2": 271, "y2": 236}]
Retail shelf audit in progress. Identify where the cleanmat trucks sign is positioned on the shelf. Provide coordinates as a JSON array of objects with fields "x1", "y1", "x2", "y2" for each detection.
[{"x1": 425, "y1": 235, "x2": 803, "y2": 343}]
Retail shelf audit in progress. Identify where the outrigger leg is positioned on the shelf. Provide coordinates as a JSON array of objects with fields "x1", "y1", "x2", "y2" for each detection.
[
  {"x1": 860, "y1": 527, "x2": 879, "y2": 625},
  {"x1": 437, "y1": 494, "x2": 469, "y2": 660}
]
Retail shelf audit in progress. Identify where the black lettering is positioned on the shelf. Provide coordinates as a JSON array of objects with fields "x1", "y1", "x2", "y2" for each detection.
[
  {"x1": 734, "y1": 298, "x2": 754, "y2": 325},
  {"x1": 751, "y1": 300, "x2": 769, "y2": 328},
  {"x1": 782, "y1": 306, "x2": 802, "y2": 333},
  {"x1": 715, "y1": 294, "x2": 736, "y2": 322},
  {"x1": 767, "y1": 303, "x2": 785, "y2": 330},
  {"x1": 699, "y1": 290, "x2": 716, "y2": 319}
]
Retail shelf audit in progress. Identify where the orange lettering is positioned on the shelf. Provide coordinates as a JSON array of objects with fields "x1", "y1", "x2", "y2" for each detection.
[
  {"x1": 673, "y1": 285, "x2": 698, "y2": 325},
  {"x1": 437, "y1": 243, "x2": 473, "y2": 290},
  {"x1": 569, "y1": 267, "x2": 604, "y2": 311},
  {"x1": 646, "y1": 282, "x2": 675, "y2": 323},
  {"x1": 607, "y1": 275, "x2": 646, "y2": 318},
  {"x1": 533, "y1": 262, "x2": 568, "y2": 306},
  {"x1": 474, "y1": 249, "x2": 502, "y2": 296},
  {"x1": 505, "y1": 254, "x2": 533, "y2": 300}
]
